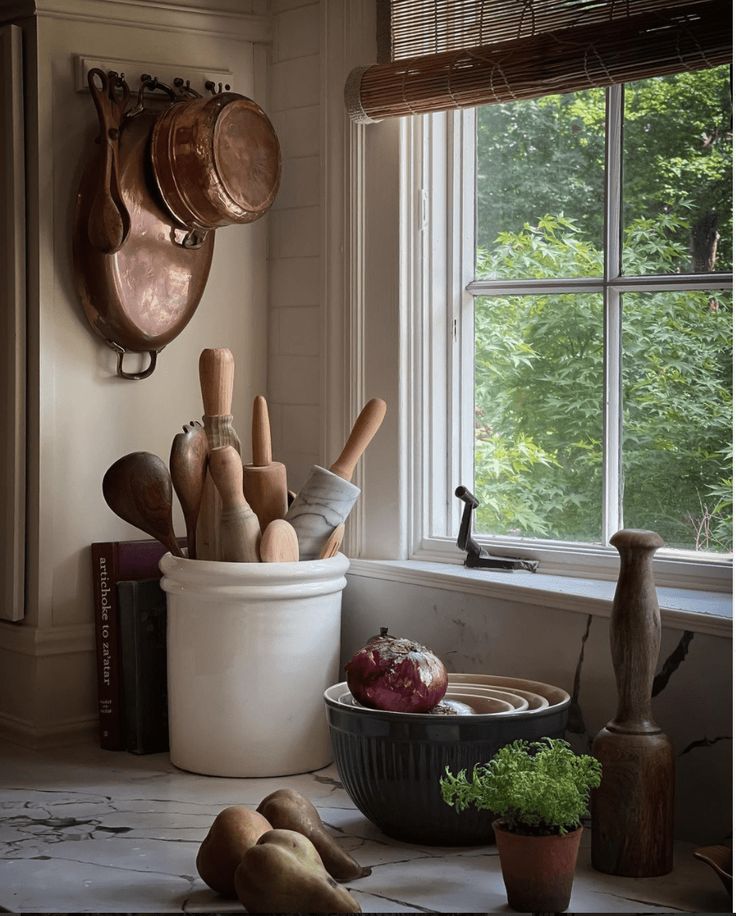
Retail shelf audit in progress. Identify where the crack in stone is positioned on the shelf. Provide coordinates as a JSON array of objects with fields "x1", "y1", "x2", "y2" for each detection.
[
  {"x1": 353, "y1": 886, "x2": 436, "y2": 912},
  {"x1": 679, "y1": 735, "x2": 732, "y2": 756},
  {"x1": 566, "y1": 614, "x2": 593, "y2": 744},
  {"x1": 652, "y1": 630, "x2": 694, "y2": 697},
  {"x1": 10, "y1": 852, "x2": 197, "y2": 882},
  {"x1": 602, "y1": 889, "x2": 690, "y2": 912},
  {"x1": 3, "y1": 787, "x2": 112, "y2": 803},
  {"x1": 313, "y1": 774, "x2": 344, "y2": 790},
  {"x1": 367, "y1": 853, "x2": 442, "y2": 869}
]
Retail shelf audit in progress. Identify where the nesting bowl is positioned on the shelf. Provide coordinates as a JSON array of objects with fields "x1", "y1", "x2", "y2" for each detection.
[{"x1": 324, "y1": 673, "x2": 570, "y2": 845}]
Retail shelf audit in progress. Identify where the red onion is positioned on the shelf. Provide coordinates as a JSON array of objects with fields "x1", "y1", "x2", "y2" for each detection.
[{"x1": 345, "y1": 627, "x2": 448, "y2": 713}]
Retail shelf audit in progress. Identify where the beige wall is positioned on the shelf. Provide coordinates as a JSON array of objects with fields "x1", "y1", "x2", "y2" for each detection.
[
  {"x1": 0, "y1": 0, "x2": 272, "y2": 744},
  {"x1": 267, "y1": 0, "x2": 324, "y2": 493}
]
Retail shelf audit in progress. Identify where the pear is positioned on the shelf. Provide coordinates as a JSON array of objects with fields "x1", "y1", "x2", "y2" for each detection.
[
  {"x1": 234, "y1": 828, "x2": 361, "y2": 913},
  {"x1": 257, "y1": 787, "x2": 371, "y2": 882},
  {"x1": 196, "y1": 805, "x2": 272, "y2": 897}
]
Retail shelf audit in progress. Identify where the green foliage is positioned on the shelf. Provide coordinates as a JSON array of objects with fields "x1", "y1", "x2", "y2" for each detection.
[
  {"x1": 439, "y1": 738, "x2": 602, "y2": 836},
  {"x1": 473, "y1": 68, "x2": 732, "y2": 549},
  {"x1": 476, "y1": 66, "x2": 733, "y2": 275},
  {"x1": 474, "y1": 214, "x2": 733, "y2": 550}
]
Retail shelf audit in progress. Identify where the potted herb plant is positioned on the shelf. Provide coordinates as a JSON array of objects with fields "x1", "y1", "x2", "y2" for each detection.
[{"x1": 440, "y1": 738, "x2": 602, "y2": 913}]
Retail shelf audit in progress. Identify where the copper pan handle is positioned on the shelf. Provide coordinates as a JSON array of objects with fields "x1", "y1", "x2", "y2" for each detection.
[
  {"x1": 87, "y1": 68, "x2": 131, "y2": 254},
  {"x1": 111, "y1": 344, "x2": 158, "y2": 380}
]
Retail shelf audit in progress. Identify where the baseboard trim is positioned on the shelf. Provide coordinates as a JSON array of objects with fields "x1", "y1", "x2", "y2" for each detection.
[
  {"x1": 0, "y1": 709, "x2": 98, "y2": 749},
  {"x1": 0, "y1": 620, "x2": 95, "y2": 656}
]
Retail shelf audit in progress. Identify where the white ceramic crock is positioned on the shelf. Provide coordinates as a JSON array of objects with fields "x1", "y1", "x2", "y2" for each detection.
[{"x1": 159, "y1": 552, "x2": 350, "y2": 777}]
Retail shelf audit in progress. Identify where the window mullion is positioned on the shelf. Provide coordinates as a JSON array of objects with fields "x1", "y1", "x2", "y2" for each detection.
[{"x1": 603, "y1": 84, "x2": 624, "y2": 542}]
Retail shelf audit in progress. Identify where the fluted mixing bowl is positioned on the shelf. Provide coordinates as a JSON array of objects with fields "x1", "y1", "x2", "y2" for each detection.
[{"x1": 324, "y1": 673, "x2": 570, "y2": 845}]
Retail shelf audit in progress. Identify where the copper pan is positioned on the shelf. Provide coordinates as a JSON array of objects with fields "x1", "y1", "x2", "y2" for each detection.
[
  {"x1": 150, "y1": 92, "x2": 281, "y2": 231},
  {"x1": 73, "y1": 105, "x2": 215, "y2": 379}
]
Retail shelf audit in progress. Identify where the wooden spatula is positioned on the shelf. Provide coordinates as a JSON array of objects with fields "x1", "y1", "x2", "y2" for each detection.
[
  {"x1": 319, "y1": 523, "x2": 345, "y2": 559},
  {"x1": 243, "y1": 395, "x2": 288, "y2": 533},
  {"x1": 208, "y1": 445, "x2": 260, "y2": 562},
  {"x1": 260, "y1": 519, "x2": 300, "y2": 562}
]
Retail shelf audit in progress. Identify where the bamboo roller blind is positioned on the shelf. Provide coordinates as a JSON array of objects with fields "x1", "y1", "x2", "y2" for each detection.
[{"x1": 345, "y1": 0, "x2": 732, "y2": 122}]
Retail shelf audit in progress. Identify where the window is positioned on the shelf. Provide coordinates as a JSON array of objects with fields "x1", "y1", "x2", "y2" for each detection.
[{"x1": 415, "y1": 66, "x2": 732, "y2": 584}]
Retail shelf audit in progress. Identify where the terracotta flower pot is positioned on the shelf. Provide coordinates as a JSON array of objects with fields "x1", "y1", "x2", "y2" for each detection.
[{"x1": 493, "y1": 819, "x2": 582, "y2": 913}]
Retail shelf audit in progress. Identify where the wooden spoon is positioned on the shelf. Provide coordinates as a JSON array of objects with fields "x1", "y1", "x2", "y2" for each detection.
[
  {"x1": 319, "y1": 523, "x2": 345, "y2": 559},
  {"x1": 169, "y1": 420, "x2": 208, "y2": 559},
  {"x1": 260, "y1": 519, "x2": 300, "y2": 562},
  {"x1": 86, "y1": 69, "x2": 130, "y2": 254},
  {"x1": 102, "y1": 451, "x2": 184, "y2": 557}
]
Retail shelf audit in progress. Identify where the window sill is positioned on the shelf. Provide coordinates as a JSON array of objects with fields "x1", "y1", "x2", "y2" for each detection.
[{"x1": 346, "y1": 558, "x2": 732, "y2": 638}]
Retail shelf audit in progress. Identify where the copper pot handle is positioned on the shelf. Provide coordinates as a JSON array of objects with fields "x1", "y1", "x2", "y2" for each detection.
[
  {"x1": 111, "y1": 343, "x2": 158, "y2": 380},
  {"x1": 87, "y1": 69, "x2": 131, "y2": 254}
]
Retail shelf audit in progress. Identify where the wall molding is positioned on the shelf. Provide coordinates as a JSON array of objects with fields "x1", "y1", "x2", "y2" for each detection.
[
  {"x1": 0, "y1": 709, "x2": 97, "y2": 749},
  {"x1": 321, "y1": 0, "x2": 374, "y2": 557},
  {"x1": 0, "y1": 23, "x2": 25, "y2": 623},
  {"x1": 0, "y1": 0, "x2": 272, "y2": 41},
  {"x1": 0, "y1": 621, "x2": 95, "y2": 656}
]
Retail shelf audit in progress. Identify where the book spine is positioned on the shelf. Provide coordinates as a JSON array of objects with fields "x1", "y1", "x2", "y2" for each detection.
[
  {"x1": 119, "y1": 578, "x2": 170, "y2": 755},
  {"x1": 91, "y1": 543, "x2": 124, "y2": 750}
]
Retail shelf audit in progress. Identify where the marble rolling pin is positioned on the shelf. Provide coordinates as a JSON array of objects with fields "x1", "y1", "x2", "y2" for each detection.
[
  {"x1": 285, "y1": 398, "x2": 387, "y2": 559},
  {"x1": 243, "y1": 395, "x2": 288, "y2": 532},
  {"x1": 196, "y1": 348, "x2": 241, "y2": 560},
  {"x1": 591, "y1": 529, "x2": 674, "y2": 877},
  {"x1": 208, "y1": 445, "x2": 260, "y2": 562}
]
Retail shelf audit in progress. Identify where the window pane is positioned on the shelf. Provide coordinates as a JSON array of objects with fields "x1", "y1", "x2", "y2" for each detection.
[
  {"x1": 476, "y1": 91, "x2": 605, "y2": 280},
  {"x1": 622, "y1": 67, "x2": 733, "y2": 276},
  {"x1": 474, "y1": 294, "x2": 603, "y2": 542},
  {"x1": 622, "y1": 290, "x2": 732, "y2": 553}
]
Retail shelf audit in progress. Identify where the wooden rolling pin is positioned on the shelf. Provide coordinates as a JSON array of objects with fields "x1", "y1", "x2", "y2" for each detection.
[
  {"x1": 243, "y1": 395, "x2": 288, "y2": 533},
  {"x1": 208, "y1": 445, "x2": 260, "y2": 562},
  {"x1": 285, "y1": 398, "x2": 387, "y2": 559},
  {"x1": 196, "y1": 348, "x2": 241, "y2": 560},
  {"x1": 591, "y1": 528, "x2": 674, "y2": 877}
]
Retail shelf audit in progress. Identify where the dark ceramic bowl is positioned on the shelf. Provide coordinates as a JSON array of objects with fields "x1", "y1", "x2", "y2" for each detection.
[{"x1": 324, "y1": 674, "x2": 570, "y2": 846}]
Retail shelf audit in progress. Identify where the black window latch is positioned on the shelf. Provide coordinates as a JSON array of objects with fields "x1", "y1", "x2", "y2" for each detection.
[{"x1": 455, "y1": 485, "x2": 539, "y2": 573}]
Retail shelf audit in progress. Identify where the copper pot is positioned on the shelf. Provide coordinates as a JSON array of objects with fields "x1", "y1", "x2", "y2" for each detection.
[
  {"x1": 151, "y1": 92, "x2": 281, "y2": 231},
  {"x1": 73, "y1": 105, "x2": 215, "y2": 379}
]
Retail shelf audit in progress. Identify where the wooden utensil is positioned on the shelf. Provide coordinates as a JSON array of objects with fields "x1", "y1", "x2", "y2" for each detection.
[
  {"x1": 591, "y1": 528, "x2": 674, "y2": 878},
  {"x1": 260, "y1": 519, "x2": 299, "y2": 563},
  {"x1": 169, "y1": 420, "x2": 208, "y2": 559},
  {"x1": 243, "y1": 395, "x2": 288, "y2": 533},
  {"x1": 285, "y1": 398, "x2": 387, "y2": 559},
  {"x1": 208, "y1": 445, "x2": 260, "y2": 562},
  {"x1": 102, "y1": 451, "x2": 184, "y2": 557},
  {"x1": 86, "y1": 69, "x2": 130, "y2": 254},
  {"x1": 319, "y1": 523, "x2": 345, "y2": 559},
  {"x1": 196, "y1": 348, "x2": 241, "y2": 560}
]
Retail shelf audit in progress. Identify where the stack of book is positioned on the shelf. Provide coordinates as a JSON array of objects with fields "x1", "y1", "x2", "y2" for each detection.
[{"x1": 90, "y1": 539, "x2": 176, "y2": 754}]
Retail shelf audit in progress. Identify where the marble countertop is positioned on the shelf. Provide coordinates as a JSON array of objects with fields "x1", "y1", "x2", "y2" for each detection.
[{"x1": 0, "y1": 742, "x2": 730, "y2": 914}]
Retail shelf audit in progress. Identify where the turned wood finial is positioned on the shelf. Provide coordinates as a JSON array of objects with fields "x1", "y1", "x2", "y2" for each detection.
[{"x1": 607, "y1": 528, "x2": 664, "y2": 735}]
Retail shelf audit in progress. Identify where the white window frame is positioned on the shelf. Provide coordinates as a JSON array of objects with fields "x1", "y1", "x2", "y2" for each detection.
[
  {"x1": 406, "y1": 85, "x2": 733, "y2": 592},
  {"x1": 324, "y1": 2, "x2": 731, "y2": 595}
]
